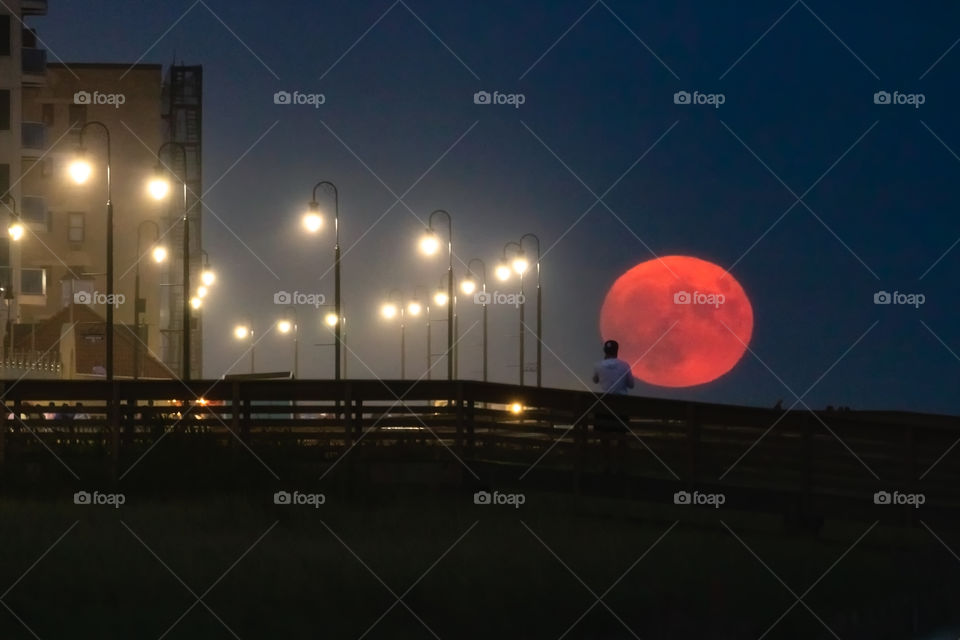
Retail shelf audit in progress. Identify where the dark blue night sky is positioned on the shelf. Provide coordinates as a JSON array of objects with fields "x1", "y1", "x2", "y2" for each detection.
[{"x1": 39, "y1": 1, "x2": 960, "y2": 413}]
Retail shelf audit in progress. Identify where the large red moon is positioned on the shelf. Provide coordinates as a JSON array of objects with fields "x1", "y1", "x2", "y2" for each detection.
[{"x1": 599, "y1": 256, "x2": 753, "y2": 387}]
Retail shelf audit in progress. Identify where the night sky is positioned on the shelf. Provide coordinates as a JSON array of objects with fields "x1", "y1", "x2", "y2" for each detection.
[{"x1": 38, "y1": 1, "x2": 960, "y2": 413}]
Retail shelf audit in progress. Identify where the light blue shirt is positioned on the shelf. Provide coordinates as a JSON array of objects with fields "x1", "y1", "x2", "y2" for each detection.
[{"x1": 593, "y1": 358, "x2": 635, "y2": 394}]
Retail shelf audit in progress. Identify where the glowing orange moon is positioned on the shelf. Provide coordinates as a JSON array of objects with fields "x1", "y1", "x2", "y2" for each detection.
[{"x1": 599, "y1": 256, "x2": 753, "y2": 387}]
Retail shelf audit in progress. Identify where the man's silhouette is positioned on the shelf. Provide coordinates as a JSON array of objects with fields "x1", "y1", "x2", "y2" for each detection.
[
  {"x1": 592, "y1": 340, "x2": 634, "y2": 395},
  {"x1": 592, "y1": 339, "x2": 634, "y2": 433}
]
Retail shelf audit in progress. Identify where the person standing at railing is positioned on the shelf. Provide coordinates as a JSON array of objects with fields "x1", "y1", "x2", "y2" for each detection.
[{"x1": 592, "y1": 339, "x2": 634, "y2": 434}]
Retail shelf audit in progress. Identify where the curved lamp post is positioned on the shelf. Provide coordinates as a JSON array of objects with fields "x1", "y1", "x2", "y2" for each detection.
[
  {"x1": 380, "y1": 290, "x2": 406, "y2": 378},
  {"x1": 461, "y1": 258, "x2": 488, "y2": 381},
  {"x1": 519, "y1": 233, "x2": 542, "y2": 387},
  {"x1": 305, "y1": 181, "x2": 341, "y2": 380},
  {"x1": 499, "y1": 241, "x2": 525, "y2": 385},
  {"x1": 419, "y1": 210, "x2": 454, "y2": 380},
  {"x1": 149, "y1": 142, "x2": 192, "y2": 379},
  {"x1": 133, "y1": 220, "x2": 167, "y2": 379},
  {"x1": 233, "y1": 322, "x2": 255, "y2": 374},
  {"x1": 69, "y1": 122, "x2": 113, "y2": 379},
  {"x1": 276, "y1": 307, "x2": 299, "y2": 377}
]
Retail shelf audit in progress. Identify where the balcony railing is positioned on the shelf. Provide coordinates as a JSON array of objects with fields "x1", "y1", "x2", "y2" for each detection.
[{"x1": 21, "y1": 48, "x2": 46, "y2": 77}]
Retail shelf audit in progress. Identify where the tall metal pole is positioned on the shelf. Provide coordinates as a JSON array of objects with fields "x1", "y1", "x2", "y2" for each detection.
[
  {"x1": 518, "y1": 272, "x2": 525, "y2": 386},
  {"x1": 425, "y1": 210, "x2": 454, "y2": 380},
  {"x1": 502, "y1": 241, "x2": 523, "y2": 386},
  {"x1": 134, "y1": 221, "x2": 161, "y2": 380},
  {"x1": 155, "y1": 142, "x2": 190, "y2": 379},
  {"x1": 78, "y1": 123, "x2": 113, "y2": 379},
  {"x1": 310, "y1": 182, "x2": 341, "y2": 380},
  {"x1": 520, "y1": 234, "x2": 542, "y2": 387},
  {"x1": 467, "y1": 258, "x2": 487, "y2": 382},
  {"x1": 400, "y1": 308, "x2": 406, "y2": 379},
  {"x1": 425, "y1": 303, "x2": 431, "y2": 378}
]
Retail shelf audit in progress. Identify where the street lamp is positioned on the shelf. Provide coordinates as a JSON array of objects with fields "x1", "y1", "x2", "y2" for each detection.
[
  {"x1": 418, "y1": 210, "x2": 454, "y2": 380},
  {"x1": 462, "y1": 258, "x2": 488, "y2": 381},
  {"x1": 133, "y1": 220, "x2": 167, "y2": 379},
  {"x1": 305, "y1": 181, "x2": 342, "y2": 380},
  {"x1": 501, "y1": 241, "x2": 525, "y2": 385},
  {"x1": 234, "y1": 322, "x2": 255, "y2": 373},
  {"x1": 519, "y1": 233, "x2": 542, "y2": 387},
  {"x1": 276, "y1": 309, "x2": 299, "y2": 377},
  {"x1": 381, "y1": 290, "x2": 408, "y2": 378},
  {"x1": 4, "y1": 195, "x2": 23, "y2": 242},
  {"x1": 70, "y1": 123, "x2": 114, "y2": 379},
  {"x1": 150, "y1": 142, "x2": 192, "y2": 380}
]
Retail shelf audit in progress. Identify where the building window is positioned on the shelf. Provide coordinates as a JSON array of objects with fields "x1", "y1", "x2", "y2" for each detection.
[
  {"x1": 68, "y1": 104, "x2": 86, "y2": 129},
  {"x1": 40, "y1": 157, "x2": 53, "y2": 178},
  {"x1": 0, "y1": 89, "x2": 9, "y2": 131},
  {"x1": 68, "y1": 212, "x2": 84, "y2": 243},
  {"x1": 21, "y1": 195, "x2": 47, "y2": 227},
  {"x1": 0, "y1": 164, "x2": 8, "y2": 198},
  {"x1": 41, "y1": 103, "x2": 54, "y2": 126},
  {"x1": 0, "y1": 15, "x2": 10, "y2": 56},
  {"x1": 21, "y1": 268, "x2": 46, "y2": 296}
]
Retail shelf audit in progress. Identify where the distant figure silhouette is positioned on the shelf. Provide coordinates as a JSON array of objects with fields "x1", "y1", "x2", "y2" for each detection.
[
  {"x1": 592, "y1": 340, "x2": 634, "y2": 395},
  {"x1": 592, "y1": 339, "x2": 634, "y2": 434},
  {"x1": 773, "y1": 399, "x2": 783, "y2": 411}
]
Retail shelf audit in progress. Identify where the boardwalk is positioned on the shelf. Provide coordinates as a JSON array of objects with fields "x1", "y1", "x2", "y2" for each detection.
[{"x1": 0, "y1": 379, "x2": 957, "y2": 526}]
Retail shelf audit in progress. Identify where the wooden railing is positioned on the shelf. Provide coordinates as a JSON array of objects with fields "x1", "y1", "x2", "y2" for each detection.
[{"x1": 0, "y1": 379, "x2": 957, "y2": 524}]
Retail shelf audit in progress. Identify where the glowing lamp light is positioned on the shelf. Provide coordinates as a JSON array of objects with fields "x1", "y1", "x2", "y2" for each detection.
[
  {"x1": 510, "y1": 402, "x2": 523, "y2": 414},
  {"x1": 201, "y1": 270, "x2": 215, "y2": 287},
  {"x1": 8, "y1": 223, "x2": 24, "y2": 242},
  {"x1": 234, "y1": 325, "x2": 251, "y2": 340},
  {"x1": 68, "y1": 157, "x2": 93, "y2": 184},
  {"x1": 407, "y1": 301, "x2": 422, "y2": 316},
  {"x1": 433, "y1": 291, "x2": 448, "y2": 306},
  {"x1": 324, "y1": 312, "x2": 338, "y2": 327},
  {"x1": 381, "y1": 303, "x2": 398, "y2": 319},
  {"x1": 419, "y1": 231, "x2": 440, "y2": 255},
  {"x1": 277, "y1": 320, "x2": 293, "y2": 334},
  {"x1": 189, "y1": 297, "x2": 202, "y2": 310},
  {"x1": 151, "y1": 245, "x2": 167, "y2": 263},
  {"x1": 460, "y1": 279, "x2": 477, "y2": 295},
  {"x1": 147, "y1": 176, "x2": 171, "y2": 201},
  {"x1": 512, "y1": 254, "x2": 529, "y2": 275},
  {"x1": 303, "y1": 211, "x2": 323, "y2": 233},
  {"x1": 196, "y1": 285, "x2": 208, "y2": 298},
  {"x1": 495, "y1": 263, "x2": 512, "y2": 281}
]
